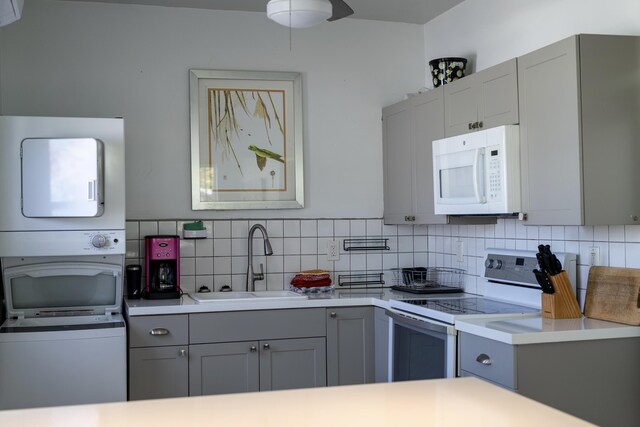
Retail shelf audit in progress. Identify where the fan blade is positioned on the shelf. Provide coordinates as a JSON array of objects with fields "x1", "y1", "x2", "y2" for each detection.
[{"x1": 327, "y1": 0, "x2": 354, "y2": 21}]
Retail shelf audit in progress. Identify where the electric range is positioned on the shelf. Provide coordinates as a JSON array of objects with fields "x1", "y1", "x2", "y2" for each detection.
[
  {"x1": 385, "y1": 249, "x2": 577, "y2": 380},
  {"x1": 389, "y1": 248, "x2": 577, "y2": 325}
]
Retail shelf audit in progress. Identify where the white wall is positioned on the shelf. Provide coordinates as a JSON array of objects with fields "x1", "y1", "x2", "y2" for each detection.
[
  {"x1": 0, "y1": 0, "x2": 425, "y2": 220},
  {"x1": 424, "y1": 0, "x2": 640, "y2": 77}
]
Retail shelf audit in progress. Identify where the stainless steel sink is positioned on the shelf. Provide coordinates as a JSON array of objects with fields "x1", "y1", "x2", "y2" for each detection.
[{"x1": 189, "y1": 290, "x2": 306, "y2": 303}]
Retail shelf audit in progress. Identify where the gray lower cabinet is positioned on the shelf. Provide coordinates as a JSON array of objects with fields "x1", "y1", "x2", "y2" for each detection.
[
  {"x1": 189, "y1": 308, "x2": 327, "y2": 396},
  {"x1": 518, "y1": 34, "x2": 640, "y2": 225},
  {"x1": 127, "y1": 314, "x2": 189, "y2": 401},
  {"x1": 129, "y1": 346, "x2": 189, "y2": 400},
  {"x1": 189, "y1": 337, "x2": 326, "y2": 396},
  {"x1": 459, "y1": 332, "x2": 640, "y2": 427},
  {"x1": 326, "y1": 307, "x2": 375, "y2": 386},
  {"x1": 259, "y1": 337, "x2": 326, "y2": 391},
  {"x1": 189, "y1": 341, "x2": 260, "y2": 396}
]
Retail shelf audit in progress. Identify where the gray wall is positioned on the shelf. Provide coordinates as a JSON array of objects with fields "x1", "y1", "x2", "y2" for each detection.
[{"x1": 0, "y1": 0, "x2": 425, "y2": 220}]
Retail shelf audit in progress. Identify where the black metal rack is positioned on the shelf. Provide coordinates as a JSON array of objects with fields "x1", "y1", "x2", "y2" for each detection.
[
  {"x1": 342, "y1": 238, "x2": 390, "y2": 252},
  {"x1": 337, "y1": 273, "x2": 385, "y2": 287}
]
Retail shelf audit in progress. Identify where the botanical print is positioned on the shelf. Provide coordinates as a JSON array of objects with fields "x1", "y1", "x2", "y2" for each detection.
[
  {"x1": 190, "y1": 69, "x2": 303, "y2": 210},
  {"x1": 207, "y1": 88, "x2": 286, "y2": 192}
]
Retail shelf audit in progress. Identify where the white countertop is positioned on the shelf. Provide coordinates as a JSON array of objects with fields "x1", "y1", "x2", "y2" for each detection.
[
  {"x1": 126, "y1": 289, "x2": 640, "y2": 344},
  {"x1": 125, "y1": 288, "x2": 412, "y2": 316},
  {"x1": 456, "y1": 315, "x2": 640, "y2": 345},
  {"x1": 0, "y1": 377, "x2": 592, "y2": 427}
]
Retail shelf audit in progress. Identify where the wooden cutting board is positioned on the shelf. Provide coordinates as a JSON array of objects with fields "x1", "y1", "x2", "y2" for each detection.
[{"x1": 584, "y1": 266, "x2": 640, "y2": 325}]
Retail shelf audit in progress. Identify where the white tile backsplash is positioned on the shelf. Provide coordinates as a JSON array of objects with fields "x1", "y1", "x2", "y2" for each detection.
[
  {"x1": 300, "y1": 220, "x2": 317, "y2": 237},
  {"x1": 126, "y1": 217, "x2": 640, "y2": 296},
  {"x1": 214, "y1": 239, "x2": 232, "y2": 257},
  {"x1": 158, "y1": 221, "x2": 177, "y2": 235},
  {"x1": 214, "y1": 221, "x2": 232, "y2": 238},
  {"x1": 334, "y1": 220, "x2": 350, "y2": 237},
  {"x1": 318, "y1": 220, "x2": 334, "y2": 237},
  {"x1": 283, "y1": 220, "x2": 301, "y2": 237},
  {"x1": 125, "y1": 222, "x2": 139, "y2": 240},
  {"x1": 350, "y1": 220, "x2": 366, "y2": 237},
  {"x1": 195, "y1": 239, "x2": 214, "y2": 257},
  {"x1": 139, "y1": 221, "x2": 158, "y2": 238}
]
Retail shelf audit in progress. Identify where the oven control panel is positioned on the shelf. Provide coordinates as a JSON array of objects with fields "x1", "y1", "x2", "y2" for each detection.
[
  {"x1": 483, "y1": 252, "x2": 539, "y2": 286},
  {"x1": 482, "y1": 249, "x2": 577, "y2": 290}
]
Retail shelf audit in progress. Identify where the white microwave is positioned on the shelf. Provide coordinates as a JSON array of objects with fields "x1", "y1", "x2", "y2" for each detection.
[{"x1": 432, "y1": 125, "x2": 521, "y2": 215}]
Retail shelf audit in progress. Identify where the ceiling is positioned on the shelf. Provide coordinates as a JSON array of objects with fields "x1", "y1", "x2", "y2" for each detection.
[{"x1": 56, "y1": 0, "x2": 466, "y2": 25}]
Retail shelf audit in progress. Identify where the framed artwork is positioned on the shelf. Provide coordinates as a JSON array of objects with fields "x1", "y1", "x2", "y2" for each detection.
[{"x1": 189, "y1": 69, "x2": 304, "y2": 210}]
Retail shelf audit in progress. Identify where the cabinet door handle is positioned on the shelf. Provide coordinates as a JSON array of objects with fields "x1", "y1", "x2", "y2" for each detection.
[
  {"x1": 330, "y1": 312, "x2": 337, "y2": 318},
  {"x1": 149, "y1": 328, "x2": 169, "y2": 336},
  {"x1": 468, "y1": 122, "x2": 474, "y2": 130},
  {"x1": 478, "y1": 121, "x2": 484, "y2": 129},
  {"x1": 179, "y1": 349, "x2": 187, "y2": 357},
  {"x1": 250, "y1": 346, "x2": 257, "y2": 352},
  {"x1": 410, "y1": 215, "x2": 416, "y2": 222},
  {"x1": 263, "y1": 343, "x2": 270, "y2": 350},
  {"x1": 476, "y1": 353, "x2": 492, "y2": 365}
]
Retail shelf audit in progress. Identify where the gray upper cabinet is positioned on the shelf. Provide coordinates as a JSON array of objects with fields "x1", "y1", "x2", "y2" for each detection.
[
  {"x1": 382, "y1": 99, "x2": 414, "y2": 224},
  {"x1": 326, "y1": 307, "x2": 375, "y2": 386},
  {"x1": 444, "y1": 58, "x2": 519, "y2": 137},
  {"x1": 382, "y1": 88, "x2": 447, "y2": 225},
  {"x1": 518, "y1": 35, "x2": 640, "y2": 225}
]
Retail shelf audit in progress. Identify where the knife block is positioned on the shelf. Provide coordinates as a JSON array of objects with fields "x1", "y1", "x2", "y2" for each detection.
[{"x1": 541, "y1": 271, "x2": 582, "y2": 319}]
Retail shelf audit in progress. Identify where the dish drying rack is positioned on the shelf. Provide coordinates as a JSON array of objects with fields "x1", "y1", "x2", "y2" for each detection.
[{"x1": 390, "y1": 267, "x2": 465, "y2": 294}]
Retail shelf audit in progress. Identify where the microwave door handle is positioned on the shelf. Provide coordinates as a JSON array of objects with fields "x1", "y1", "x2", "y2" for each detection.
[{"x1": 473, "y1": 148, "x2": 486, "y2": 203}]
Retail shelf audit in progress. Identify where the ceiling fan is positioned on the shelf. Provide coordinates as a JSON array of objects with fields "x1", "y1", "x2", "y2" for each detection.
[{"x1": 267, "y1": 0, "x2": 354, "y2": 29}]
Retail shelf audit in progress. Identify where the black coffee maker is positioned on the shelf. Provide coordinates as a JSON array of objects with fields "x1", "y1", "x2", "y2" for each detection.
[{"x1": 144, "y1": 235, "x2": 181, "y2": 299}]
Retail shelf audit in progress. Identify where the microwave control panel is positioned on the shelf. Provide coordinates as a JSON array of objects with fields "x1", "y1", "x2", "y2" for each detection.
[{"x1": 487, "y1": 145, "x2": 503, "y2": 201}]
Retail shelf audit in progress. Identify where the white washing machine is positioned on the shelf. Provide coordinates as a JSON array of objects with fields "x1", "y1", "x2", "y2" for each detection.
[{"x1": 0, "y1": 256, "x2": 127, "y2": 410}]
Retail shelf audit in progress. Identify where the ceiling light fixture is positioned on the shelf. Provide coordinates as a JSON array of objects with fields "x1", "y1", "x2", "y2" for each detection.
[{"x1": 267, "y1": 0, "x2": 332, "y2": 29}]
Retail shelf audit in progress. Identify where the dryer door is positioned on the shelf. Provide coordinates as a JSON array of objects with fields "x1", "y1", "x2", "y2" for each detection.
[{"x1": 21, "y1": 138, "x2": 104, "y2": 217}]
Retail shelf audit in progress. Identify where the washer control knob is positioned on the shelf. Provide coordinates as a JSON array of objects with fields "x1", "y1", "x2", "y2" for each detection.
[
  {"x1": 484, "y1": 258, "x2": 494, "y2": 269},
  {"x1": 495, "y1": 260, "x2": 503, "y2": 270},
  {"x1": 91, "y1": 234, "x2": 108, "y2": 248}
]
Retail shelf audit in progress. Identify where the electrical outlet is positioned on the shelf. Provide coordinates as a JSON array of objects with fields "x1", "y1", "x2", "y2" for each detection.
[
  {"x1": 327, "y1": 240, "x2": 340, "y2": 261},
  {"x1": 589, "y1": 246, "x2": 600, "y2": 266},
  {"x1": 455, "y1": 240, "x2": 464, "y2": 263}
]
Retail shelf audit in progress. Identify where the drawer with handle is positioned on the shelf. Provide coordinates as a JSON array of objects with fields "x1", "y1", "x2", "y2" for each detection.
[
  {"x1": 129, "y1": 314, "x2": 189, "y2": 347},
  {"x1": 459, "y1": 332, "x2": 516, "y2": 389}
]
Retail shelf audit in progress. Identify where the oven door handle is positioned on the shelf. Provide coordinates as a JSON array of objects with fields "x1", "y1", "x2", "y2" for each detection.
[{"x1": 385, "y1": 308, "x2": 457, "y2": 336}]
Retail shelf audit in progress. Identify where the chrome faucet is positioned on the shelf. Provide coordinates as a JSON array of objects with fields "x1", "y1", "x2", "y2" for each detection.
[{"x1": 246, "y1": 224, "x2": 273, "y2": 291}]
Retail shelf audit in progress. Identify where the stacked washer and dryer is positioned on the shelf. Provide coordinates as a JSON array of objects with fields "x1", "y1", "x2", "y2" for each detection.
[{"x1": 0, "y1": 116, "x2": 127, "y2": 410}]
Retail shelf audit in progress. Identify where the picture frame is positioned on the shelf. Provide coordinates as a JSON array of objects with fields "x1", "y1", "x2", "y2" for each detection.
[{"x1": 189, "y1": 69, "x2": 304, "y2": 210}]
